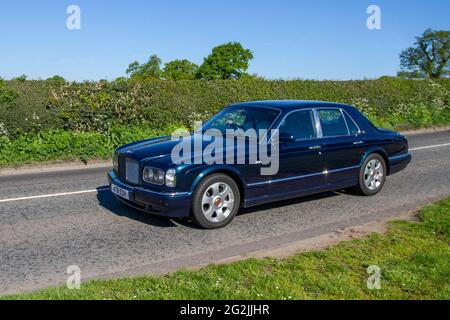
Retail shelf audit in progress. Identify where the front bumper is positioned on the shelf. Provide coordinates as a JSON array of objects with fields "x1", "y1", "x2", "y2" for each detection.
[{"x1": 107, "y1": 170, "x2": 192, "y2": 217}]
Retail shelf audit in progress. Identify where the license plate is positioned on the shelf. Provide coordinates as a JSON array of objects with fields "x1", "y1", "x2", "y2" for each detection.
[{"x1": 111, "y1": 184, "x2": 130, "y2": 200}]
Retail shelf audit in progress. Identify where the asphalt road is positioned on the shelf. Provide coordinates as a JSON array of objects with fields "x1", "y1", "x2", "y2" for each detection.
[{"x1": 1, "y1": 131, "x2": 449, "y2": 294}]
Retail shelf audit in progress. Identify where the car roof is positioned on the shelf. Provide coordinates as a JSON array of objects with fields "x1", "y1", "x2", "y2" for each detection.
[{"x1": 230, "y1": 100, "x2": 354, "y2": 111}]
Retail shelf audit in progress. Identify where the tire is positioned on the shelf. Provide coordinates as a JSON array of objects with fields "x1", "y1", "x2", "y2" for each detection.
[
  {"x1": 354, "y1": 153, "x2": 387, "y2": 196},
  {"x1": 191, "y1": 174, "x2": 240, "y2": 229}
]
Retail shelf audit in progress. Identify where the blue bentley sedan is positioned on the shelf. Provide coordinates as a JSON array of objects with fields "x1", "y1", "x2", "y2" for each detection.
[{"x1": 108, "y1": 100, "x2": 411, "y2": 229}]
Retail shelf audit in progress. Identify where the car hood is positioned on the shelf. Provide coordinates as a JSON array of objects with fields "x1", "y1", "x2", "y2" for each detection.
[
  {"x1": 117, "y1": 136, "x2": 178, "y2": 162},
  {"x1": 117, "y1": 134, "x2": 237, "y2": 163}
]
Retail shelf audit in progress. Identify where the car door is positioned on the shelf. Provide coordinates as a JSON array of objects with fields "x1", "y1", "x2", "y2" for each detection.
[
  {"x1": 316, "y1": 108, "x2": 366, "y2": 186},
  {"x1": 267, "y1": 109, "x2": 326, "y2": 200}
]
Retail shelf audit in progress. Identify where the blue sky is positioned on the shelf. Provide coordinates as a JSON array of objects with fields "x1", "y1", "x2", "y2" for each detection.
[{"x1": 0, "y1": 0, "x2": 449, "y2": 81}]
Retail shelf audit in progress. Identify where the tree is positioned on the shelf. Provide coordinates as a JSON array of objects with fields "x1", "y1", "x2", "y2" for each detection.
[
  {"x1": 126, "y1": 54, "x2": 162, "y2": 80},
  {"x1": 163, "y1": 59, "x2": 198, "y2": 80},
  {"x1": 396, "y1": 70, "x2": 424, "y2": 79},
  {"x1": 46, "y1": 75, "x2": 66, "y2": 83},
  {"x1": 399, "y1": 29, "x2": 449, "y2": 79},
  {"x1": 126, "y1": 61, "x2": 141, "y2": 76},
  {"x1": 197, "y1": 42, "x2": 254, "y2": 80},
  {"x1": 13, "y1": 74, "x2": 27, "y2": 82}
]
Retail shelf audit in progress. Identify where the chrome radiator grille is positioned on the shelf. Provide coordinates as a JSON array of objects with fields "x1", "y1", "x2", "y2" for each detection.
[{"x1": 118, "y1": 156, "x2": 140, "y2": 184}]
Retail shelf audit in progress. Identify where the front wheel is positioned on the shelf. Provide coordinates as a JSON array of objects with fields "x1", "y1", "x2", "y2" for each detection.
[
  {"x1": 191, "y1": 174, "x2": 240, "y2": 229},
  {"x1": 354, "y1": 154, "x2": 387, "y2": 196}
]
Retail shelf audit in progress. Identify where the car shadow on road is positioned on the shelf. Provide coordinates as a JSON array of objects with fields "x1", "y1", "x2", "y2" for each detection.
[
  {"x1": 96, "y1": 186, "x2": 179, "y2": 228},
  {"x1": 96, "y1": 186, "x2": 349, "y2": 229}
]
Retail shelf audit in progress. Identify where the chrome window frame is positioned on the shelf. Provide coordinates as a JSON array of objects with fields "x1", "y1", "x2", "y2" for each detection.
[
  {"x1": 341, "y1": 109, "x2": 362, "y2": 135},
  {"x1": 271, "y1": 106, "x2": 363, "y2": 142}
]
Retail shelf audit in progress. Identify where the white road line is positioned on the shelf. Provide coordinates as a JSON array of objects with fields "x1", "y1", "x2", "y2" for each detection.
[
  {"x1": 0, "y1": 187, "x2": 110, "y2": 204},
  {"x1": 410, "y1": 142, "x2": 450, "y2": 151},
  {"x1": 0, "y1": 142, "x2": 449, "y2": 204}
]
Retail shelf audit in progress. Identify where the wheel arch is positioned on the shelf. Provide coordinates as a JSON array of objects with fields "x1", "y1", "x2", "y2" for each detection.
[
  {"x1": 190, "y1": 166, "x2": 246, "y2": 206},
  {"x1": 361, "y1": 147, "x2": 390, "y2": 175}
]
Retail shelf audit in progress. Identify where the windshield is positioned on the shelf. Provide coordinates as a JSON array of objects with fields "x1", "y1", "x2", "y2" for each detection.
[{"x1": 202, "y1": 106, "x2": 281, "y2": 135}]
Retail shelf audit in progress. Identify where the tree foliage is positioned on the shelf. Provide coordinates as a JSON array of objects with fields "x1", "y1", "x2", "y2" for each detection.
[
  {"x1": 163, "y1": 59, "x2": 198, "y2": 80},
  {"x1": 125, "y1": 42, "x2": 253, "y2": 80},
  {"x1": 13, "y1": 74, "x2": 27, "y2": 82},
  {"x1": 46, "y1": 75, "x2": 66, "y2": 83},
  {"x1": 197, "y1": 42, "x2": 254, "y2": 80},
  {"x1": 399, "y1": 29, "x2": 449, "y2": 79},
  {"x1": 126, "y1": 55, "x2": 162, "y2": 80}
]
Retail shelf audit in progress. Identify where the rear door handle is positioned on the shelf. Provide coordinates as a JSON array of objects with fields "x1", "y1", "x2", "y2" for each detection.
[
  {"x1": 353, "y1": 141, "x2": 364, "y2": 145},
  {"x1": 309, "y1": 145, "x2": 322, "y2": 150}
]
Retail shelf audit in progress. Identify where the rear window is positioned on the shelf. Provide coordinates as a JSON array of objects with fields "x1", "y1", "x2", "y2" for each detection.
[
  {"x1": 317, "y1": 109, "x2": 349, "y2": 137},
  {"x1": 343, "y1": 112, "x2": 359, "y2": 134}
]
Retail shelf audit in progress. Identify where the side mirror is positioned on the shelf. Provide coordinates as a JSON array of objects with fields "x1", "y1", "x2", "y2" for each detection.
[{"x1": 278, "y1": 132, "x2": 296, "y2": 143}]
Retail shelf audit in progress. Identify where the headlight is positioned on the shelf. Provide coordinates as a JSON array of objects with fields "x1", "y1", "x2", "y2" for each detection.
[
  {"x1": 165, "y1": 168, "x2": 176, "y2": 188},
  {"x1": 142, "y1": 166, "x2": 165, "y2": 185},
  {"x1": 113, "y1": 152, "x2": 119, "y2": 172}
]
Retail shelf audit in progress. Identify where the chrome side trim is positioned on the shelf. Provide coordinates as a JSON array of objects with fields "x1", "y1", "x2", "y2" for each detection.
[{"x1": 247, "y1": 165, "x2": 360, "y2": 187}]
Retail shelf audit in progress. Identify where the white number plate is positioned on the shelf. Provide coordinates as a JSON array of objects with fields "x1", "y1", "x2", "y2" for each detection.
[{"x1": 111, "y1": 184, "x2": 130, "y2": 200}]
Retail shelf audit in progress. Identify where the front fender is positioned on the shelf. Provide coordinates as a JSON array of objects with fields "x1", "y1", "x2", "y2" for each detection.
[{"x1": 187, "y1": 164, "x2": 247, "y2": 193}]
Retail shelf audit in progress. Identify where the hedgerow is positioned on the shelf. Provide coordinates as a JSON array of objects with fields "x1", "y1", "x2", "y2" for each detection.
[
  {"x1": 0, "y1": 78, "x2": 448, "y2": 166},
  {"x1": 0, "y1": 125, "x2": 180, "y2": 166}
]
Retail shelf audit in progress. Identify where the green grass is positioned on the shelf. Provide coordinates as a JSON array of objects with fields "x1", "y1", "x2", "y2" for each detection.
[{"x1": 4, "y1": 197, "x2": 450, "y2": 300}]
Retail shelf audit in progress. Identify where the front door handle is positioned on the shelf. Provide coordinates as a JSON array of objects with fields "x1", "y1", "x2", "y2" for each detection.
[
  {"x1": 309, "y1": 145, "x2": 322, "y2": 150},
  {"x1": 353, "y1": 141, "x2": 364, "y2": 145}
]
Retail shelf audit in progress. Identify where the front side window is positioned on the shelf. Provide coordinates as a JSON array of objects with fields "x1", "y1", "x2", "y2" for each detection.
[
  {"x1": 317, "y1": 109, "x2": 349, "y2": 137},
  {"x1": 279, "y1": 110, "x2": 317, "y2": 140},
  {"x1": 203, "y1": 107, "x2": 280, "y2": 135}
]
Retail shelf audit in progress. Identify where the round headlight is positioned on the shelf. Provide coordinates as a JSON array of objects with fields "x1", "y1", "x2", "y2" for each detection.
[
  {"x1": 165, "y1": 168, "x2": 176, "y2": 188},
  {"x1": 154, "y1": 169, "x2": 165, "y2": 185},
  {"x1": 142, "y1": 167, "x2": 154, "y2": 183}
]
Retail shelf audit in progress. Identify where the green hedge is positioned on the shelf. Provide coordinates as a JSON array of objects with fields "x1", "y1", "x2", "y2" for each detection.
[
  {"x1": 1, "y1": 78, "x2": 449, "y2": 136},
  {"x1": 0, "y1": 78, "x2": 449, "y2": 166},
  {"x1": 0, "y1": 125, "x2": 180, "y2": 166}
]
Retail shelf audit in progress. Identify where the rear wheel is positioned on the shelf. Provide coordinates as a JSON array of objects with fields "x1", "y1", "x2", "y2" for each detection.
[
  {"x1": 191, "y1": 174, "x2": 240, "y2": 229},
  {"x1": 354, "y1": 153, "x2": 386, "y2": 196}
]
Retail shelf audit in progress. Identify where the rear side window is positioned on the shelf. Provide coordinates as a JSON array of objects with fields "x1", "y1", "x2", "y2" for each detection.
[
  {"x1": 317, "y1": 109, "x2": 349, "y2": 137},
  {"x1": 279, "y1": 110, "x2": 317, "y2": 140},
  {"x1": 343, "y1": 112, "x2": 359, "y2": 134}
]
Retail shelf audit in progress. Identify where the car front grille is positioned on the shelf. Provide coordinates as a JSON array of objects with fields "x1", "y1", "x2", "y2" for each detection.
[{"x1": 118, "y1": 156, "x2": 140, "y2": 184}]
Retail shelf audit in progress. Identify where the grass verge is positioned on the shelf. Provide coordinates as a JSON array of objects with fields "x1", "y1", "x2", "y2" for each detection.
[{"x1": 3, "y1": 197, "x2": 450, "y2": 300}]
